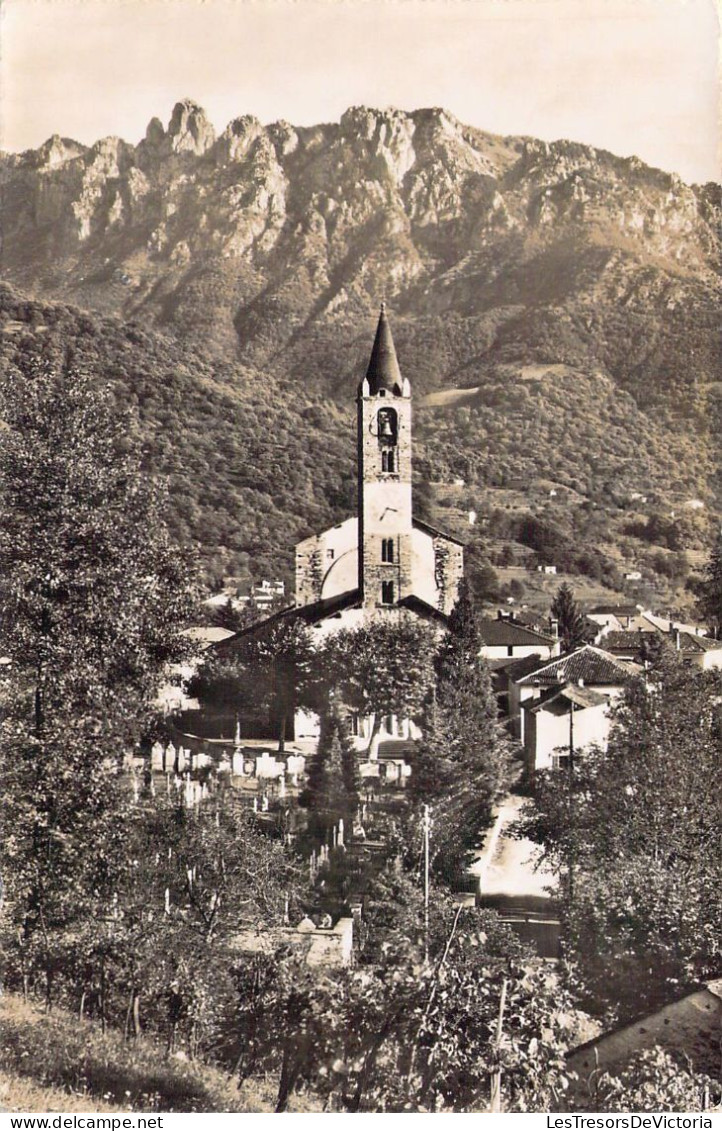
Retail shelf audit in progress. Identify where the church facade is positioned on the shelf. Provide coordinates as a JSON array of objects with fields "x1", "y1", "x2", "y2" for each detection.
[{"x1": 294, "y1": 305, "x2": 463, "y2": 636}]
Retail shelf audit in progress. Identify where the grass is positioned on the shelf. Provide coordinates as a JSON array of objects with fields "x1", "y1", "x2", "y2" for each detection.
[{"x1": 0, "y1": 993, "x2": 318, "y2": 1113}]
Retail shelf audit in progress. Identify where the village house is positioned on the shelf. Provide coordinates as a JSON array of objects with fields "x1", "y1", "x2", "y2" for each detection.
[
  {"x1": 522, "y1": 683, "x2": 611, "y2": 781},
  {"x1": 603, "y1": 626, "x2": 722, "y2": 670},
  {"x1": 478, "y1": 611, "x2": 560, "y2": 662},
  {"x1": 587, "y1": 604, "x2": 641, "y2": 633},
  {"x1": 504, "y1": 645, "x2": 641, "y2": 752}
]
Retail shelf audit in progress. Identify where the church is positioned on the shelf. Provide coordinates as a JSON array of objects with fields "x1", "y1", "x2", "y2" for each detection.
[
  {"x1": 209, "y1": 306, "x2": 464, "y2": 759},
  {"x1": 293, "y1": 304, "x2": 464, "y2": 635}
]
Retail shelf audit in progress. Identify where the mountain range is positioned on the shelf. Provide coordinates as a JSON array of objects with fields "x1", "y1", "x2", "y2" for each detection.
[{"x1": 1, "y1": 102, "x2": 720, "y2": 605}]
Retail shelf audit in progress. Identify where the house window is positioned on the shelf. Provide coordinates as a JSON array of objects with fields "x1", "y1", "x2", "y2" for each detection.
[
  {"x1": 381, "y1": 449, "x2": 396, "y2": 473},
  {"x1": 381, "y1": 538, "x2": 394, "y2": 563},
  {"x1": 326, "y1": 548, "x2": 335, "y2": 561},
  {"x1": 381, "y1": 580, "x2": 394, "y2": 604},
  {"x1": 349, "y1": 712, "x2": 361, "y2": 737}
]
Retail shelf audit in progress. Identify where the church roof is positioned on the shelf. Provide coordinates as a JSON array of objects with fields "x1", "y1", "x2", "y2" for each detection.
[
  {"x1": 214, "y1": 590, "x2": 362, "y2": 649},
  {"x1": 364, "y1": 304, "x2": 403, "y2": 395},
  {"x1": 413, "y1": 517, "x2": 466, "y2": 547}
]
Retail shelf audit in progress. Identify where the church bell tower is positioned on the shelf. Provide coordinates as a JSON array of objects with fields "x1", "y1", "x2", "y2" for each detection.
[{"x1": 357, "y1": 305, "x2": 413, "y2": 610}]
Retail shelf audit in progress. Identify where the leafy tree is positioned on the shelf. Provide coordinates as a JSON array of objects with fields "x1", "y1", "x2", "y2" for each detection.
[
  {"x1": 112, "y1": 790, "x2": 302, "y2": 1057},
  {"x1": 697, "y1": 528, "x2": 722, "y2": 639},
  {"x1": 587, "y1": 1047, "x2": 717, "y2": 1114},
  {"x1": 322, "y1": 618, "x2": 437, "y2": 754},
  {"x1": 245, "y1": 870, "x2": 582, "y2": 1112},
  {"x1": 0, "y1": 358, "x2": 196, "y2": 998},
  {"x1": 550, "y1": 583, "x2": 588, "y2": 652},
  {"x1": 520, "y1": 653, "x2": 722, "y2": 1019},
  {"x1": 190, "y1": 615, "x2": 318, "y2": 750}
]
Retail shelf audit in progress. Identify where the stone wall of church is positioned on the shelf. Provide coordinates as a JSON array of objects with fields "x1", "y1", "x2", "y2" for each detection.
[
  {"x1": 295, "y1": 517, "x2": 358, "y2": 606},
  {"x1": 432, "y1": 534, "x2": 464, "y2": 616}
]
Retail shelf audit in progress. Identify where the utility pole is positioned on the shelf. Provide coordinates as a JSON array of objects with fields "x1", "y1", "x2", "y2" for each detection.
[
  {"x1": 423, "y1": 804, "x2": 431, "y2": 966},
  {"x1": 568, "y1": 695, "x2": 575, "y2": 909},
  {"x1": 489, "y1": 977, "x2": 508, "y2": 1112}
]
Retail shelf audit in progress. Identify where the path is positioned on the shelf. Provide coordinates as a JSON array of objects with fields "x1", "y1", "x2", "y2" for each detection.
[{"x1": 469, "y1": 794, "x2": 556, "y2": 900}]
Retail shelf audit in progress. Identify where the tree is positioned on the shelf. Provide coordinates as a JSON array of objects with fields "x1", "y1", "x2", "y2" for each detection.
[
  {"x1": 190, "y1": 615, "x2": 318, "y2": 750},
  {"x1": 0, "y1": 358, "x2": 197, "y2": 994},
  {"x1": 586, "y1": 1048, "x2": 717, "y2": 1114},
  {"x1": 550, "y1": 583, "x2": 588, "y2": 652},
  {"x1": 303, "y1": 705, "x2": 359, "y2": 838},
  {"x1": 520, "y1": 653, "x2": 722, "y2": 1019},
  {"x1": 322, "y1": 618, "x2": 438, "y2": 755},
  {"x1": 697, "y1": 528, "x2": 722, "y2": 639},
  {"x1": 412, "y1": 579, "x2": 511, "y2": 874}
]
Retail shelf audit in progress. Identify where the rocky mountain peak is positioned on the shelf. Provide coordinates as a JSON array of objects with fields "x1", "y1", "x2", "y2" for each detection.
[
  {"x1": 165, "y1": 99, "x2": 216, "y2": 155},
  {"x1": 144, "y1": 116, "x2": 166, "y2": 149},
  {"x1": 216, "y1": 115, "x2": 265, "y2": 163},
  {"x1": 34, "y1": 134, "x2": 88, "y2": 169}
]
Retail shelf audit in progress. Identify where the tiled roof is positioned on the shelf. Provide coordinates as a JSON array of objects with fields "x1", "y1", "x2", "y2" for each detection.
[
  {"x1": 604, "y1": 629, "x2": 722, "y2": 655},
  {"x1": 397, "y1": 593, "x2": 449, "y2": 622},
  {"x1": 603, "y1": 631, "x2": 649, "y2": 652},
  {"x1": 678, "y1": 631, "x2": 721, "y2": 653},
  {"x1": 480, "y1": 617, "x2": 555, "y2": 647},
  {"x1": 525, "y1": 683, "x2": 608, "y2": 714},
  {"x1": 516, "y1": 646, "x2": 640, "y2": 687},
  {"x1": 589, "y1": 604, "x2": 640, "y2": 616},
  {"x1": 376, "y1": 739, "x2": 416, "y2": 761},
  {"x1": 504, "y1": 653, "x2": 550, "y2": 681}
]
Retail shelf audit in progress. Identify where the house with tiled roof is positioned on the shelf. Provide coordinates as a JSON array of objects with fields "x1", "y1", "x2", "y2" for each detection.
[
  {"x1": 522, "y1": 683, "x2": 610, "y2": 779},
  {"x1": 587, "y1": 604, "x2": 641, "y2": 632},
  {"x1": 603, "y1": 628, "x2": 722, "y2": 670},
  {"x1": 507, "y1": 645, "x2": 641, "y2": 744}
]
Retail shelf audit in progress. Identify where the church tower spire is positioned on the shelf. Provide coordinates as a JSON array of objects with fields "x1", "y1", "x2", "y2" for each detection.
[
  {"x1": 357, "y1": 306, "x2": 413, "y2": 610},
  {"x1": 363, "y1": 301, "x2": 403, "y2": 395}
]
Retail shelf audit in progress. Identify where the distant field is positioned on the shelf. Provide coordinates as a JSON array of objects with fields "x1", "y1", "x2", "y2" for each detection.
[{"x1": 420, "y1": 387, "x2": 480, "y2": 408}]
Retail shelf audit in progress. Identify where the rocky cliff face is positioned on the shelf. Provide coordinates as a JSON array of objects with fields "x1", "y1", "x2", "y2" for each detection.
[{"x1": 2, "y1": 100, "x2": 719, "y2": 364}]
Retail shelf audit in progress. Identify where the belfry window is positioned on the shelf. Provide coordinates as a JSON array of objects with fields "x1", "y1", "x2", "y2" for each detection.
[
  {"x1": 381, "y1": 538, "x2": 394, "y2": 563},
  {"x1": 381, "y1": 449, "x2": 396, "y2": 473},
  {"x1": 381, "y1": 580, "x2": 394, "y2": 604},
  {"x1": 377, "y1": 407, "x2": 398, "y2": 445}
]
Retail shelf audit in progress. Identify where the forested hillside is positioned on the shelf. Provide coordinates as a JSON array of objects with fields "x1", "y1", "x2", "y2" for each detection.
[{"x1": 1, "y1": 284, "x2": 717, "y2": 611}]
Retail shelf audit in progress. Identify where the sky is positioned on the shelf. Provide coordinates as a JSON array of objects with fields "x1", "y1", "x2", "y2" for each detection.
[{"x1": 1, "y1": 0, "x2": 719, "y2": 184}]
